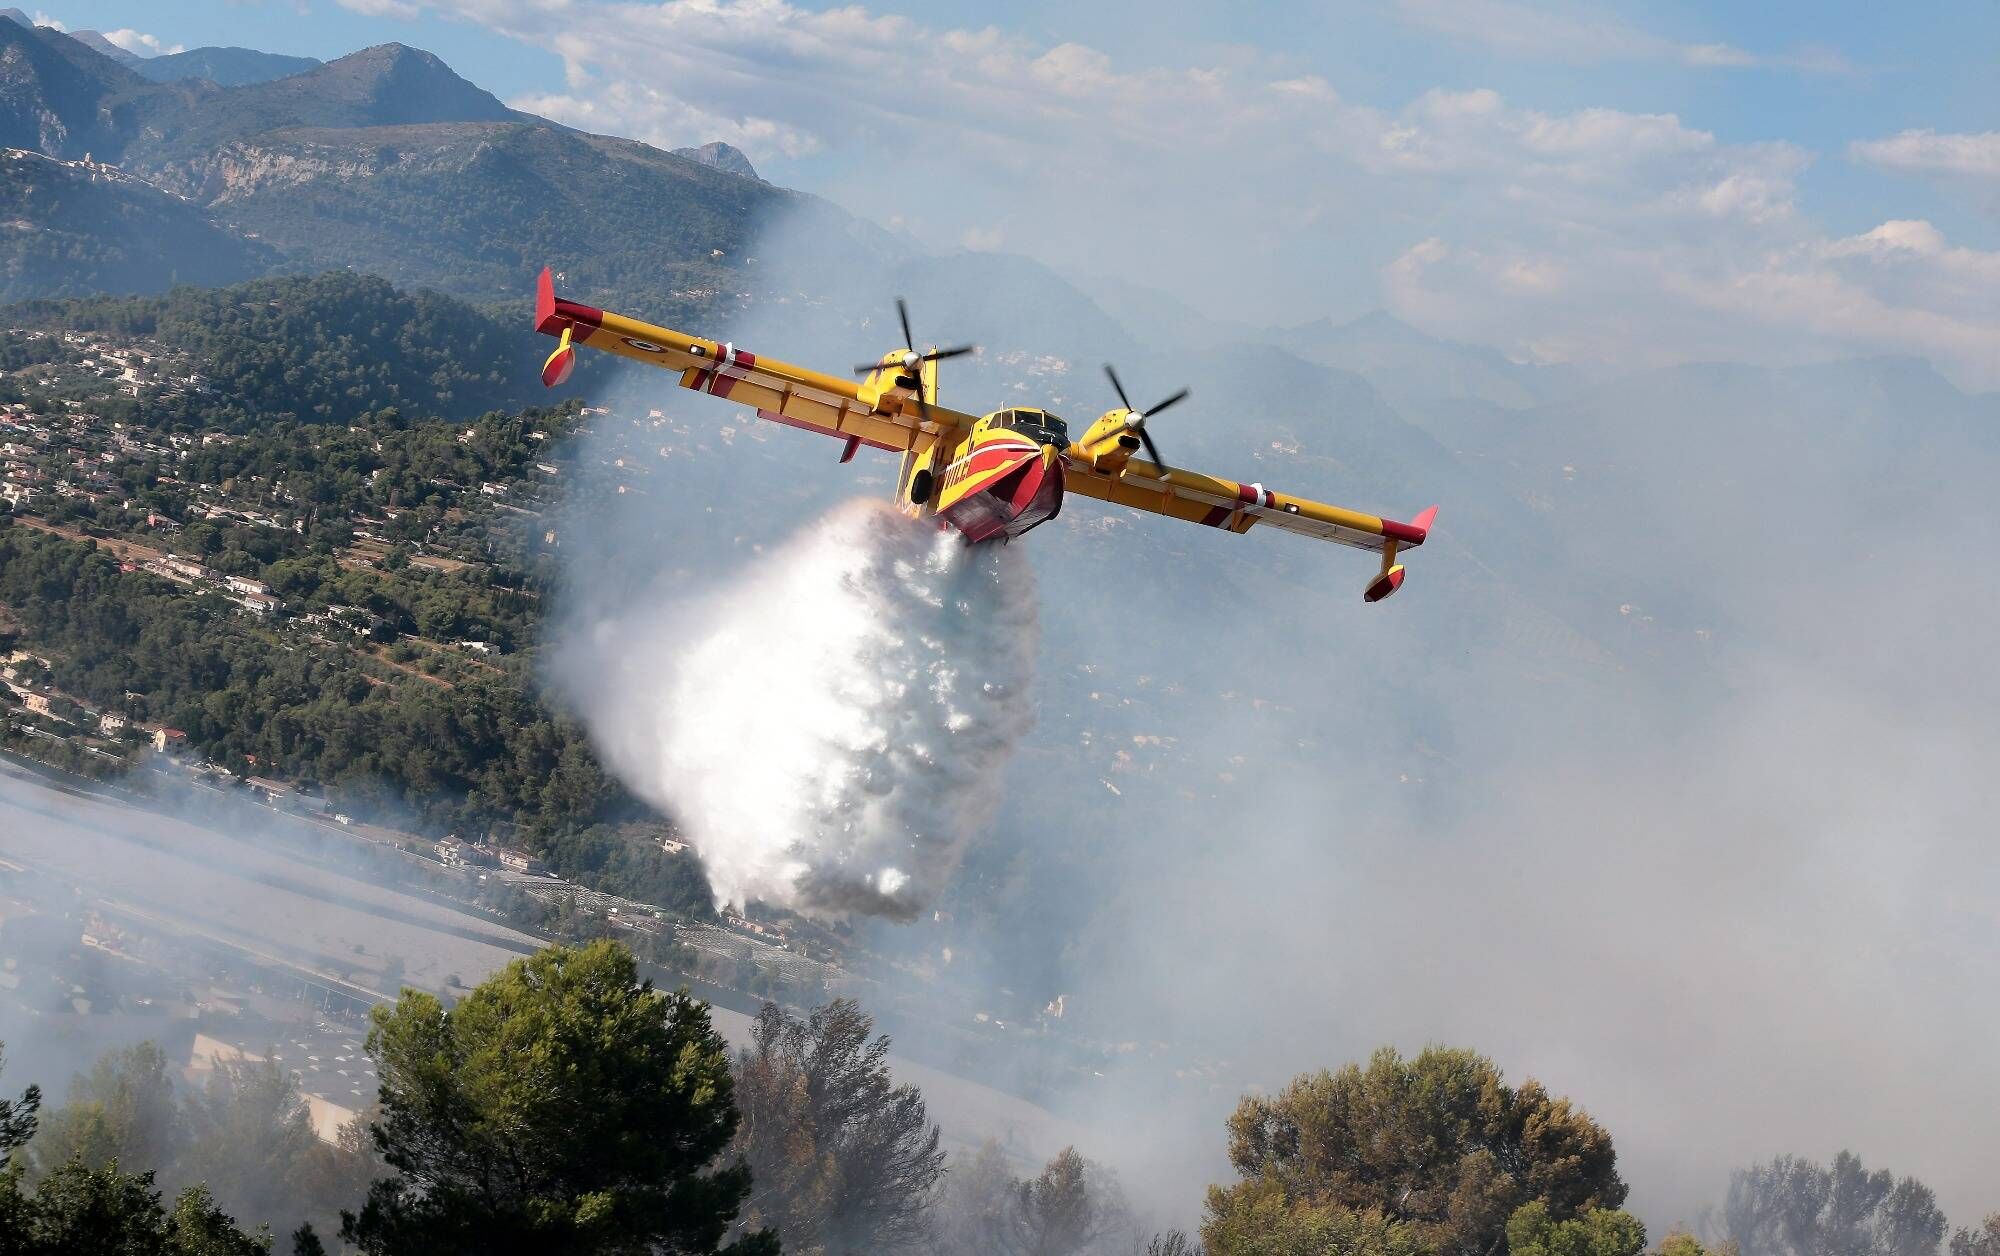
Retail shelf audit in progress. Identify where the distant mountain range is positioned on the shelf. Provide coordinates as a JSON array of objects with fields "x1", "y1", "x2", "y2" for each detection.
[
  {"x1": 136, "y1": 47, "x2": 324, "y2": 88},
  {"x1": 2, "y1": 8, "x2": 321, "y2": 84},
  {"x1": 0, "y1": 18, "x2": 796, "y2": 320}
]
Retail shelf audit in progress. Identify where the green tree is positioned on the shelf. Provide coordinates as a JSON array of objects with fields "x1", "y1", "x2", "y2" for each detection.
[
  {"x1": 732, "y1": 998, "x2": 944, "y2": 1253},
  {"x1": 1952, "y1": 1224, "x2": 2000, "y2": 1256},
  {"x1": 934, "y1": 1141, "x2": 1018, "y2": 1253},
  {"x1": 342, "y1": 939, "x2": 776, "y2": 1255},
  {"x1": 165, "y1": 1183, "x2": 274, "y2": 1256},
  {"x1": 1202, "y1": 1187, "x2": 1429, "y2": 1256},
  {"x1": 1655, "y1": 1231, "x2": 1735, "y2": 1256},
  {"x1": 1951, "y1": 1218, "x2": 2000, "y2": 1256},
  {"x1": 29, "y1": 1041, "x2": 179, "y2": 1176},
  {"x1": 175, "y1": 1057, "x2": 340, "y2": 1237},
  {"x1": 1205, "y1": 1046, "x2": 1626, "y2": 1256},
  {"x1": 1507, "y1": 1202, "x2": 1646, "y2": 1256},
  {"x1": 934, "y1": 1142, "x2": 1134, "y2": 1256},
  {"x1": 9, "y1": 1160, "x2": 183, "y2": 1255},
  {"x1": 1012, "y1": 1148, "x2": 1110, "y2": 1256},
  {"x1": 0, "y1": 1044, "x2": 41, "y2": 1167},
  {"x1": 1721, "y1": 1153, "x2": 1945, "y2": 1256},
  {"x1": 0, "y1": 1160, "x2": 295, "y2": 1255}
]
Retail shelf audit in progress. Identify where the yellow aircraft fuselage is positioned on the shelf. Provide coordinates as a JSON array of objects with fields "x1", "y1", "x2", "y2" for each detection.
[{"x1": 896, "y1": 407, "x2": 1069, "y2": 543}]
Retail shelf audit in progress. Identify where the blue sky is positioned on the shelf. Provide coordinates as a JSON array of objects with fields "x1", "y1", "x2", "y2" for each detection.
[{"x1": 40, "y1": 0, "x2": 2000, "y2": 387}]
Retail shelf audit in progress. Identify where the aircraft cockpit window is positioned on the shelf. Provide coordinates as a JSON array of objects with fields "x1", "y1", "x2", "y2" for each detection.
[
  {"x1": 1018, "y1": 414, "x2": 1066, "y2": 446},
  {"x1": 988, "y1": 410, "x2": 1065, "y2": 444}
]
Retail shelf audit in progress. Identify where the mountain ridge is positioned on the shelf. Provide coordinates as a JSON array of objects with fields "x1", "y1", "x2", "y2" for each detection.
[
  {"x1": 0, "y1": 15, "x2": 147, "y2": 158},
  {"x1": 673, "y1": 140, "x2": 758, "y2": 179},
  {"x1": 65, "y1": 29, "x2": 143, "y2": 67},
  {"x1": 0, "y1": 147, "x2": 275, "y2": 300},
  {"x1": 138, "y1": 46, "x2": 324, "y2": 88},
  {"x1": 1279, "y1": 307, "x2": 1592, "y2": 412}
]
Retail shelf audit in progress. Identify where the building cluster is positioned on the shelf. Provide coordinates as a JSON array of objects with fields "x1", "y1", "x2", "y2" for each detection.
[
  {"x1": 3, "y1": 649, "x2": 158, "y2": 757},
  {"x1": 435, "y1": 834, "x2": 550, "y2": 875},
  {"x1": 1, "y1": 342, "x2": 194, "y2": 514},
  {"x1": 0, "y1": 858, "x2": 378, "y2": 1153},
  {"x1": 3, "y1": 146, "x2": 202, "y2": 206},
  {"x1": 120, "y1": 551, "x2": 286, "y2": 616}
]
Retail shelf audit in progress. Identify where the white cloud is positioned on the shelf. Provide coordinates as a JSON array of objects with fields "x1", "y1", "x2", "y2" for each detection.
[
  {"x1": 336, "y1": 0, "x2": 421, "y2": 19},
  {"x1": 1850, "y1": 129, "x2": 2000, "y2": 180},
  {"x1": 1388, "y1": 218, "x2": 2000, "y2": 386},
  {"x1": 103, "y1": 28, "x2": 185, "y2": 57},
  {"x1": 29, "y1": 11, "x2": 64, "y2": 30},
  {"x1": 1392, "y1": 0, "x2": 1852, "y2": 73},
  {"x1": 512, "y1": 87, "x2": 821, "y2": 159},
  {"x1": 365, "y1": 0, "x2": 1992, "y2": 388}
]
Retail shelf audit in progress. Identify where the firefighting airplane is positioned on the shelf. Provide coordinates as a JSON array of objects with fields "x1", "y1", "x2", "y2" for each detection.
[{"x1": 536, "y1": 269, "x2": 1437, "y2": 601}]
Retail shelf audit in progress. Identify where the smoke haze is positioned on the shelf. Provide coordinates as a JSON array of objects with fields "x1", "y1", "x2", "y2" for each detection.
[{"x1": 525, "y1": 192, "x2": 2000, "y2": 1240}]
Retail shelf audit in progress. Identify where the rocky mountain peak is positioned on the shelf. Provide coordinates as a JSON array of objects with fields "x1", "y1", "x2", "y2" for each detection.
[{"x1": 672, "y1": 140, "x2": 758, "y2": 180}]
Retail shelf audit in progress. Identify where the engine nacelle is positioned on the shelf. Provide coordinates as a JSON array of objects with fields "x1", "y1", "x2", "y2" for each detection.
[
  {"x1": 857, "y1": 356, "x2": 921, "y2": 411},
  {"x1": 1076, "y1": 409, "x2": 1143, "y2": 471}
]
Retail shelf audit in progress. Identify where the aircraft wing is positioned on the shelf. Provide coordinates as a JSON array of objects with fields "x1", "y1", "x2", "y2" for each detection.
[
  {"x1": 1061, "y1": 453, "x2": 1437, "y2": 601},
  {"x1": 534, "y1": 268, "x2": 972, "y2": 455}
]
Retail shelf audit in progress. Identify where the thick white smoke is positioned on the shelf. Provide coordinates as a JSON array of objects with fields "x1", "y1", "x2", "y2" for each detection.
[{"x1": 571, "y1": 499, "x2": 1038, "y2": 921}]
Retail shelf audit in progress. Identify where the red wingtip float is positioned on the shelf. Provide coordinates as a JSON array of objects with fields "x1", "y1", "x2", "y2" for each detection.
[
  {"x1": 541, "y1": 326, "x2": 577, "y2": 388},
  {"x1": 530, "y1": 267, "x2": 1437, "y2": 602}
]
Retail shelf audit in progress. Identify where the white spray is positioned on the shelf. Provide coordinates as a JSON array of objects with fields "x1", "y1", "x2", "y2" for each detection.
[{"x1": 570, "y1": 499, "x2": 1038, "y2": 921}]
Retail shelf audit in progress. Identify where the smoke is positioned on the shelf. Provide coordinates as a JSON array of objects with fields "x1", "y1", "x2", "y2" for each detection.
[
  {"x1": 525, "y1": 191, "x2": 2000, "y2": 1240},
  {"x1": 560, "y1": 498, "x2": 1038, "y2": 921}
]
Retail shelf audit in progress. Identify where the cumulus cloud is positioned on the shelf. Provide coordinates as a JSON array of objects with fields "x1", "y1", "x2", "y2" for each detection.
[
  {"x1": 102, "y1": 28, "x2": 185, "y2": 56},
  {"x1": 1392, "y1": 0, "x2": 1852, "y2": 73},
  {"x1": 1387, "y1": 215, "x2": 2000, "y2": 386},
  {"x1": 336, "y1": 0, "x2": 421, "y2": 19},
  {"x1": 1851, "y1": 129, "x2": 2000, "y2": 180},
  {"x1": 365, "y1": 0, "x2": 1995, "y2": 386},
  {"x1": 514, "y1": 85, "x2": 821, "y2": 159}
]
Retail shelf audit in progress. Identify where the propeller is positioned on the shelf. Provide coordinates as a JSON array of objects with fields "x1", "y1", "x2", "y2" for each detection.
[
  {"x1": 853, "y1": 298, "x2": 977, "y2": 389},
  {"x1": 1104, "y1": 363, "x2": 1189, "y2": 474}
]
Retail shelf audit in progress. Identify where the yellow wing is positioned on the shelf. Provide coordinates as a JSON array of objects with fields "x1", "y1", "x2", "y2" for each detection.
[
  {"x1": 1061, "y1": 453, "x2": 1437, "y2": 602},
  {"x1": 535, "y1": 268, "x2": 973, "y2": 455}
]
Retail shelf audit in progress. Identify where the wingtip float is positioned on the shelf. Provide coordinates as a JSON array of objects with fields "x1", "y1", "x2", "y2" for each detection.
[{"x1": 532, "y1": 266, "x2": 1437, "y2": 603}]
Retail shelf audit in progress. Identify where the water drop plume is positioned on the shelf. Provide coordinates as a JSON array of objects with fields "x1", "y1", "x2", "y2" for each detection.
[{"x1": 569, "y1": 499, "x2": 1038, "y2": 920}]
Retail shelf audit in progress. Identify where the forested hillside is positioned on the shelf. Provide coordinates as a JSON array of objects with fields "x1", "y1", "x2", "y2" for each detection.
[
  {"x1": 0, "y1": 272, "x2": 709, "y2": 920},
  {"x1": 0, "y1": 152, "x2": 274, "y2": 300},
  {"x1": 9, "y1": 271, "x2": 540, "y2": 423},
  {"x1": 172, "y1": 120, "x2": 795, "y2": 318}
]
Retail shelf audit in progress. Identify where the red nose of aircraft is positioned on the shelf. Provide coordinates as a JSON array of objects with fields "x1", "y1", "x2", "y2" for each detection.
[{"x1": 939, "y1": 443, "x2": 1066, "y2": 544}]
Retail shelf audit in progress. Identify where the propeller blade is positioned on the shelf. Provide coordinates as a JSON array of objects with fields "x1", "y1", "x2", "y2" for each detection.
[
  {"x1": 896, "y1": 298, "x2": 915, "y2": 351},
  {"x1": 1144, "y1": 387, "x2": 1190, "y2": 418},
  {"x1": 854, "y1": 362, "x2": 885, "y2": 376},
  {"x1": 1137, "y1": 426, "x2": 1168, "y2": 473},
  {"x1": 920, "y1": 344, "x2": 976, "y2": 363},
  {"x1": 1104, "y1": 363, "x2": 1135, "y2": 415}
]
